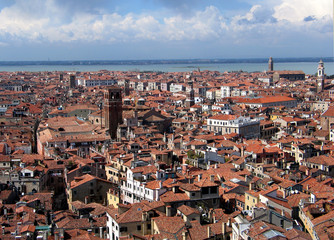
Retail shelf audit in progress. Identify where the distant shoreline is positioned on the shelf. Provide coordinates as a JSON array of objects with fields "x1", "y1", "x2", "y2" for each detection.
[{"x1": 0, "y1": 57, "x2": 332, "y2": 66}]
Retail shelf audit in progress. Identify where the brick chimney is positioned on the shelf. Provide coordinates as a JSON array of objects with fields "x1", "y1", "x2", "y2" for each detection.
[
  {"x1": 166, "y1": 205, "x2": 171, "y2": 217},
  {"x1": 222, "y1": 222, "x2": 226, "y2": 235},
  {"x1": 182, "y1": 231, "x2": 188, "y2": 240}
]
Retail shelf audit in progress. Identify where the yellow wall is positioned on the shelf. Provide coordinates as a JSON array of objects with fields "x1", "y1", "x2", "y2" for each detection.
[
  {"x1": 107, "y1": 190, "x2": 120, "y2": 208},
  {"x1": 245, "y1": 192, "x2": 258, "y2": 211},
  {"x1": 270, "y1": 115, "x2": 279, "y2": 121}
]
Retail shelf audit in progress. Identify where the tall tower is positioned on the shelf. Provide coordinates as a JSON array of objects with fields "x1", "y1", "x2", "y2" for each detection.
[
  {"x1": 124, "y1": 79, "x2": 130, "y2": 96},
  {"x1": 317, "y1": 59, "x2": 325, "y2": 93},
  {"x1": 69, "y1": 75, "x2": 76, "y2": 88},
  {"x1": 104, "y1": 87, "x2": 123, "y2": 139},
  {"x1": 268, "y1": 57, "x2": 274, "y2": 72},
  {"x1": 185, "y1": 81, "x2": 195, "y2": 108}
]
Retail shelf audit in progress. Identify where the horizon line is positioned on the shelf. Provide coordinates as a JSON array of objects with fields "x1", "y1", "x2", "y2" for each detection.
[{"x1": 0, "y1": 56, "x2": 333, "y2": 64}]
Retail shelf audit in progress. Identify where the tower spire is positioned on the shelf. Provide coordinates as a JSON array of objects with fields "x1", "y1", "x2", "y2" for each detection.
[{"x1": 268, "y1": 57, "x2": 274, "y2": 72}]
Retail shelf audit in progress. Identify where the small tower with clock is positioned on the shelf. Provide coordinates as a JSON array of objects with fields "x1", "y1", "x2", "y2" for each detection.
[{"x1": 317, "y1": 59, "x2": 325, "y2": 93}]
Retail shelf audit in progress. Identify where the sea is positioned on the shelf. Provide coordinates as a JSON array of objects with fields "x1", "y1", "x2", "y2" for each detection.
[{"x1": 0, "y1": 58, "x2": 333, "y2": 75}]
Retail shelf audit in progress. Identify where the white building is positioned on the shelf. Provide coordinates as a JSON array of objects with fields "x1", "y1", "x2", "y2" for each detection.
[
  {"x1": 106, "y1": 211, "x2": 120, "y2": 240},
  {"x1": 207, "y1": 115, "x2": 260, "y2": 139},
  {"x1": 77, "y1": 78, "x2": 118, "y2": 87},
  {"x1": 221, "y1": 84, "x2": 237, "y2": 98},
  {"x1": 231, "y1": 215, "x2": 251, "y2": 240},
  {"x1": 206, "y1": 89, "x2": 216, "y2": 100},
  {"x1": 331, "y1": 127, "x2": 334, "y2": 142},
  {"x1": 121, "y1": 167, "x2": 167, "y2": 204},
  {"x1": 170, "y1": 83, "x2": 185, "y2": 93}
]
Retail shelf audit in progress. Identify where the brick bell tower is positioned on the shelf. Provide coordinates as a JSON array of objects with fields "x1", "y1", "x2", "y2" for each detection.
[
  {"x1": 104, "y1": 86, "x2": 123, "y2": 139},
  {"x1": 185, "y1": 81, "x2": 195, "y2": 108},
  {"x1": 317, "y1": 59, "x2": 325, "y2": 93}
]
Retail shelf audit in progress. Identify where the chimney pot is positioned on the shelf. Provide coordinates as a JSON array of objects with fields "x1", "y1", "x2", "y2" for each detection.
[{"x1": 222, "y1": 222, "x2": 226, "y2": 235}]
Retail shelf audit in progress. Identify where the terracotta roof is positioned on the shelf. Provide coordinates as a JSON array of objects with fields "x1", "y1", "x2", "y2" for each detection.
[
  {"x1": 177, "y1": 205, "x2": 200, "y2": 216},
  {"x1": 20, "y1": 224, "x2": 36, "y2": 233},
  {"x1": 160, "y1": 191, "x2": 190, "y2": 203},
  {"x1": 208, "y1": 115, "x2": 237, "y2": 120},
  {"x1": 322, "y1": 106, "x2": 334, "y2": 117}
]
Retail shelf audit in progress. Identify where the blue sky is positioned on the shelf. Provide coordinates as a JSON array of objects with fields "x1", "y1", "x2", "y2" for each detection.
[{"x1": 0, "y1": 0, "x2": 332, "y2": 61}]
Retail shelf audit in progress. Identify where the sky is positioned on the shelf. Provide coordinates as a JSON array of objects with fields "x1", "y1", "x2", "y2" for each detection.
[{"x1": 0, "y1": 0, "x2": 332, "y2": 61}]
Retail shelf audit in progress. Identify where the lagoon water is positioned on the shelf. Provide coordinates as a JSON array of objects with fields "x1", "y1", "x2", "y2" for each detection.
[{"x1": 0, "y1": 61, "x2": 333, "y2": 75}]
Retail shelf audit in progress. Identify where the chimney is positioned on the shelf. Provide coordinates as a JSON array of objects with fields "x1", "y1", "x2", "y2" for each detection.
[
  {"x1": 281, "y1": 209, "x2": 285, "y2": 217},
  {"x1": 222, "y1": 222, "x2": 226, "y2": 235},
  {"x1": 142, "y1": 212, "x2": 148, "y2": 221},
  {"x1": 166, "y1": 206, "x2": 171, "y2": 217},
  {"x1": 210, "y1": 175, "x2": 215, "y2": 182},
  {"x1": 182, "y1": 164, "x2": 188, "y2": 175},
  {"x1": 282, "y1": 189, "x2": 286, "y2": 198},
  {"x1": 241, "y1": 146, "x2": 245, "y2": 157},
  {"x1": 182, "y1": 231, "x2": 188, "y2": 240},
  {"x1": 84, "y1": 196, "x2": 88, "y2": 204},
  {"x1": 198, "y1": 174, "x2": 202, "y2": 182},
  {"x1": 208, "y1": 208, "x2": 214, "y2": 222},
  {"x1": 99, "y1": 227, "x2": 103, "y2": 239},
  {"x1": 227, "y1": 218, "x2": 231, "y2": 227}
]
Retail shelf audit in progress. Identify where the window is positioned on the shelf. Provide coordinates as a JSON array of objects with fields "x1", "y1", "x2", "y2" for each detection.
[
  {"x1": 137, "y1": 225, "x2": 141, "y2": 231},
  {"x1": 120, "y1": 227, "x2": 127, "y2": 232},
  {"x1": 202, "y1": 188, "x2": 209, "y2": 194},
  {"x1": 211, "y1": 187, "x2": 218, "y2": 194}
]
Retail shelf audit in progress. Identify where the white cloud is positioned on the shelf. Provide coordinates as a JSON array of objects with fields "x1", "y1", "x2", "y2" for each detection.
[
  {"x1": 0, "y1": 2, "x2": 228, "y2": 43},
  {"x1": 0, "y1": 0, "x2": 331, "y2": 50},
  {"x1": 273, "y1": 0, "x2": 332, "y2": 23}
]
